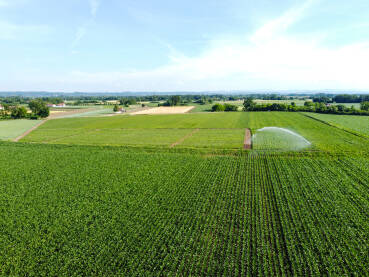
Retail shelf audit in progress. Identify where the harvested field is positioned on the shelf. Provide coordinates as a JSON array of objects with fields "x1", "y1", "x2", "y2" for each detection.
[
  {"x1": 130, "y1": 106, "x2": 195, "y2": 115},
  {"x1": 48, "y1": 108, "x2": 96, "y2": 118}
]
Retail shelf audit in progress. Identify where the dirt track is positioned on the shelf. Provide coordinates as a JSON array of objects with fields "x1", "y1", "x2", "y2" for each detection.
[
  {"x1": 170, "y1": 129, "x2": 199, "y2": 148},
  {"x1": 244, "y1": 128, "x2": 252, "y2": 149},
  {"x1": 13, "y1": 120, "x2": 48, "y2": 142}
]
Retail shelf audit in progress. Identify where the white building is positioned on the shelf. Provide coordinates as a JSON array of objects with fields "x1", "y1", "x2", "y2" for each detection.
[{"x1": 47, "y1": 103, "x2": 66, "y2": 108}]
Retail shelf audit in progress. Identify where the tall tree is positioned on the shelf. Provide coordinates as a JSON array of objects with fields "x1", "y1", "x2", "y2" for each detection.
[
  {"x1": 243, "y1": 98, "x2": 256, "y2": 111},
  {"x1": 11, "y1": 106, "x2": 27, "y2": 119},
  {"x1": 29, "y1": 99, "x2": 50, "y2": 118}
]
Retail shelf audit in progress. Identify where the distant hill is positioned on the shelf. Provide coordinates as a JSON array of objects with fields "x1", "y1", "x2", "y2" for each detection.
[{"x1": 0, "y1": 90, "x2": 369, "y2": 97}]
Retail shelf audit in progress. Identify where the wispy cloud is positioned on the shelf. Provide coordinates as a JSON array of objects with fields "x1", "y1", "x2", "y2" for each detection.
[
  {"x1": 0, "y1": 0, "x2": 8, "y2": 7},
  {"x1": 71, "y1": 24, "x2": 88, "y2": 48},
  {"x1": 71, "y1": 0, "x2": 100, "y2": 49},
  {"x1": 251, "y1": 0, "x2": 316, "y2": 43},
  {"x1": 89, "y1": 0, "x2": 100, "y2": 17},
  {"x1": 13, "y1": 0, "x2": 369, "y2": 92},
  {"x1": 59, "y1": 0, "x2": 369, "y2": 91}
]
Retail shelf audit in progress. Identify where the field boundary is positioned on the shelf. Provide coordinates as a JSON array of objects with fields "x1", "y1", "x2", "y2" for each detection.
[
  {"x1": 243, "y1": 128, "x2": 252, "y2": 149},
  {"x1": 170, "y1": 129, "x2": 199, "y2": 148},
  {"x1": 13, "y1": 119, "x2": 49, "y2": 142},
  {"x1": 44, "y1": 129, "x2": 100, "y2": 143},
  {"x1": 301, "y1": 113, "x2": 369, "y2": 139}
]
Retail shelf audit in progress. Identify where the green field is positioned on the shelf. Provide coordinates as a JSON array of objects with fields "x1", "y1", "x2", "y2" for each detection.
[
  {"x1": 303, "y1": 112, "x2": 369, "y2": 137},
  {"x1": 2, "y1": 111, "x2": 369, "y2": 275},
  {"x1": 0, "y1": 119, "x2": 42, "y2": 140},
  {"x1": 189, "y1": 103, "x2": 213, "y2": 112},
  {"x1": 180, "y1": 129, "x2": 245, "y2": 149},
  {"x1": 252, "y1": 127, "x2": 312, "y2": 151},
  {"x1": 21, "y1": 112, "x2": 369, "y2": 152},
  {"x1": 0, "y1": 142, "x2": 368, "y2": 275},
  {"x1": 254, "y1": 99, "x2": 309, "y2": 106},
  {"x1": 339, "y1": 103, "x2": 361, "y2": 109}
]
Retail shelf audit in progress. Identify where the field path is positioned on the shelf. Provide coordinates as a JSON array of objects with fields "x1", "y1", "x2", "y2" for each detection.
[
  {"x1": 170, "y1": 128, "x2": 199, "y2": 148},
  {"x1": 244, "y1": 128, "x2": 252, "y2": 149},
  {"x1": 13, "y1": 119, "x2": 49, "y2": 142}
]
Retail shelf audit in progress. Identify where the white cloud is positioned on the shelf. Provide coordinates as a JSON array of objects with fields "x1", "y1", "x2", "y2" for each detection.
[
  {"x1": 250, "y1": 0, "x2": 316, "y2": 43},
  {"x1": 71, "y1": 24, "x2": 88, "y2": 48},
  {"x1": 89, "y1": 0, "x2": 100, "y2": 17},
  {"x1": 64, "y1": 38, "x2": 369, "y2": 91},
  {"x1": 0, "y1": 0, "x2": 9, "y2": 7},
  {"x1": 11, "y1": 0, "x2": 369, "y2": 92},
  {"x1": 56, "y1": 0, "x2": 369, "y2": 91},
  {"x1": 71, "y1": 0, "x2": 100, "y2": 49}
]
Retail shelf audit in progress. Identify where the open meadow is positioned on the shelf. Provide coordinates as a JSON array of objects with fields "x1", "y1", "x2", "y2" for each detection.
[{"x1": 1, "y1": 111, "x2": 369, "y2": 275}]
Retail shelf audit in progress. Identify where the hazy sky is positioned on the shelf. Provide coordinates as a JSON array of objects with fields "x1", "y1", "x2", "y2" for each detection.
[{"x1": 1, "y1": 0, "x2": 369, "y2": 92}]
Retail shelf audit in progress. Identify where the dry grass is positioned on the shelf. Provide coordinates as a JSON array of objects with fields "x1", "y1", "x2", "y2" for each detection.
[{"x1": 130, "y1": 106, "x2": 195, "y2": 115}]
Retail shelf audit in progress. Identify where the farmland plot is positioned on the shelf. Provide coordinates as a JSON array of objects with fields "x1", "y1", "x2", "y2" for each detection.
[
  {"x1": 0, "y1": 119, "x2": 42, "y2": 140},
  {"x1": 23, "y1": 128, "x2": 194, "y2": 147},
  {"x1": 0, "y1": 142, "x2": 368, "y2": 276},
  {"x1": 252, "y1": 127, "x2": 311, "y2": 151},
  {"x1": 34, "y1": 113, "x2": 246, "y2": 129},
  {"x1": 178, "y1": 129, "x2": 245, "y2": 149},
  {"x1": 302, "y1": 112, "x2": 369, "y2": 137},
  {"x1": 21, "y1": 112, "x2": 369, "y2": 152}
]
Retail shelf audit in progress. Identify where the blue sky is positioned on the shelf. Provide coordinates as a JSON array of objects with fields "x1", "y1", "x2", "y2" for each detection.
[{"x1": 1, "y1": 0, "x2": 369, "y2": 92}]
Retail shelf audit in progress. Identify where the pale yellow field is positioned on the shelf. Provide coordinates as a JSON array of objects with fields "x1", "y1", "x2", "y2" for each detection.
[{"x1": 131, "y1": 106, "x2": 195, "y2": 115}]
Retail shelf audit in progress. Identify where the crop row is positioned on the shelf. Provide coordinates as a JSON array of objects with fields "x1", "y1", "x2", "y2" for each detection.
[{"x1": 0, "y1": 142, "x2": 368, "y2": 275}]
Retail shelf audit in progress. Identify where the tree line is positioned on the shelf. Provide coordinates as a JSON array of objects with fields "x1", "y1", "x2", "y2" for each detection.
[
  {"x1": 242, "y1": 98, "x2": 369, "y2": 115},
  {"x1": 0, "y1": 99, "x2": 49, "y2": 120}
]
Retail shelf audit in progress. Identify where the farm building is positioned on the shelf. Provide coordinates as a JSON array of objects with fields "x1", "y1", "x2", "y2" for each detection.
[
  {"x1": 47, "y1": 103, "x2": 66, "y2": 108},
  {"x1": 114, "y1": 107, "x2": 126, "y2": 113}
]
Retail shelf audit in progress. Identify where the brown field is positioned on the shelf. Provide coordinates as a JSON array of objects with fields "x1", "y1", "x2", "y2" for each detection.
[
  {"x1": 48, "y1": 108, "x2": 94, "y2": 119},
  {"x1": 130, "y1": 106, "x2": 195, "y2": 115}
]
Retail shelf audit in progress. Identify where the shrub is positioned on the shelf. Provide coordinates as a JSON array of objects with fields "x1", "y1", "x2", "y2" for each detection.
[
  {"x1": 224, "y1": 103, "x2": 238, "y2": 111},
  {"x1": 212, "y1": 103, "x2": 225, "y2": 112}
]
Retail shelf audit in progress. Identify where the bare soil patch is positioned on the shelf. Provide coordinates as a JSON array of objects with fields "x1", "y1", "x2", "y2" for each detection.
[
  {"x1": 131, "y1": 106, "x2": 195, "y2": 115},
  {"x1": 170, "y1": 129, "x2": 199, "y2": 148},
  {"x1": 244, "y1": 128, "x2": 252, "y2": 149},
  {"x1": 48, "y1": 108, "x2": 94, "y2": 119}
]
